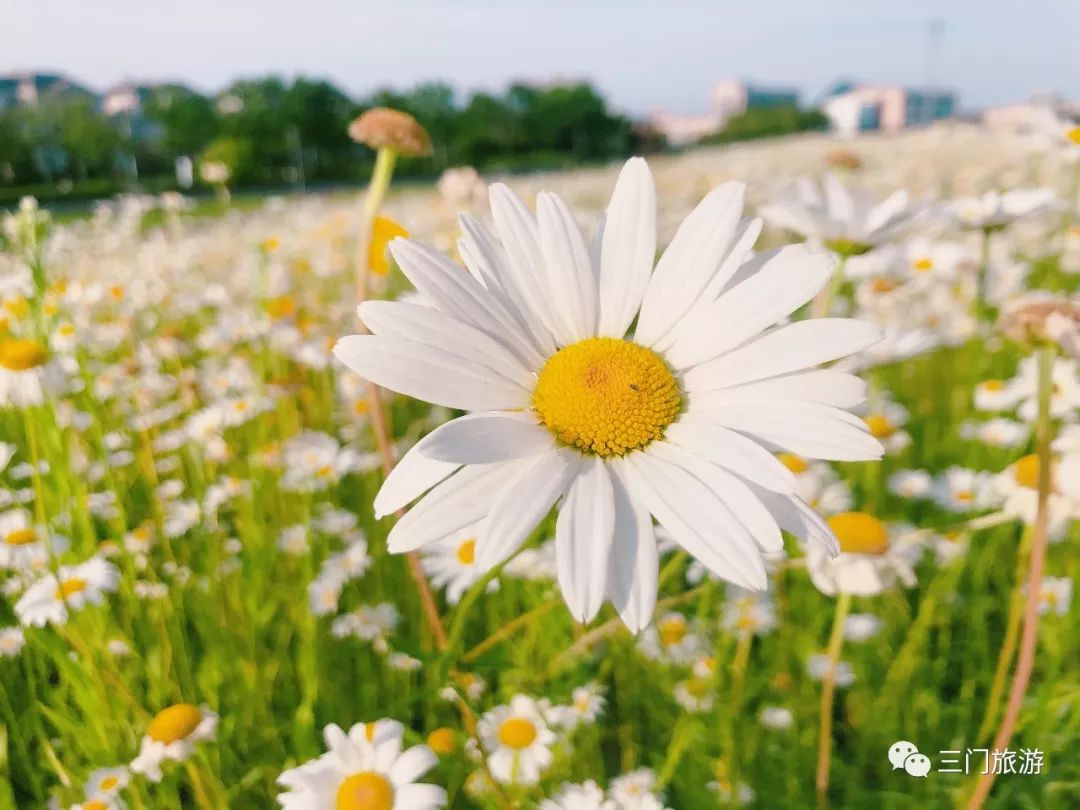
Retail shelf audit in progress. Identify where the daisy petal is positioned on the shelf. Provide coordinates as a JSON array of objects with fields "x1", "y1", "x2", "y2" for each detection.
[
  {"x1": 598, "y1": 157, "x2": 657, "y2": 337},
  {"x1": 388, "y1": 462, "x2": 516, "y2": 554},
  {"x1": 537, "y1": 191, "x2": 598, "y2": 342},
  {"x1": 664, "y1": 245, "x2": 835, "y2": 370},
  {"x1": 682, "y1": 318, "x2": 882, "y2": 392},
  {"x1": 698, "y1": 398, "x2": 884, "y2": 461},
  {"x1": 477, "y1": 449, "x2": 581, "y2": 570},
  {"x1": 359, "y1": 300, "x2": 535, "y2": 390},
  {"x1": 334, "y1": 335, "x2": 530, "y2": 412},
  {"x1": 607, "y1": 463, "x2": 658, "y2": 633},
  {"x1": 636, "y1": 182, "x2": 745, "y2": 347},
  {"x1": 664, "y1": 419, "x2": 796, "y2": 493},
  {"x1": 555, "y1": 456, "x2": 615, "y2": 622},
  {"x1": 388, "y1": 237, "x2": 545, "y2": 370},
  {"x1": 690, "y1": 369, "x2": 867, "y2": 410},
  {"x1": 388, "y1": 745, "x2": 437, "y2": 786},
  {"x1": 396, "y1": 784, "x2": 450, "y2": 809},
  {"x1": 622, "y1": 451, "x2": 767, "y2": 589},
  {"x1": 418, "y1": 412, "x2": 553, "y2": 465},
  {"x1": 648, "y1": 441, "x2": 782, "y2": 554}
]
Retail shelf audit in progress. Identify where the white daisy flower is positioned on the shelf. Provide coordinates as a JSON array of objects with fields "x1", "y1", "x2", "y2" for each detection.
[
  {"x1": 758, "y1": 706, "x2": 794, "y2": 731},
  {"x1": 276, "y1": 720, "x2": 446, "y2": 809},
  {"x1": 0, "y1": 626, "x2": 25, "y2": 657},
  {"x1": 84, "y1": 765, "x2": 130, "y2": 799},
  {"x1": 806, "y1": 512, "x2": 921, "y2": 598},
  {"x1": 960, "y1": 418, "x2": 1029, "y2": 448},
  {"x1": 609, "y1": 769, "x2": 668, "y2": 810},
  {"x1": 760, "y1": 173, "x2": 923, "y2": 255},
  {"x1": 807, "y1": 654, "x2": 855, "y2": 687},
  {"x1": 843, "y1": 612, "x2": 883, "y2": 642},
  {"x1": 334, "y1": 158, "x2": 882, "y2": 630},
  {"x1": 419, "y1": 528, "x2": 492, "y2": 605},
  {"x1": 15, "y1": 556, "x2": 120, "y2": 627},
  {"x1": 477, "y1": 695, "x2": 557, "y2": 786},
  {"x1": 636, "y1": 612, "x2": 703, "y2": 665},
  {"x1": 948, "y1": 188, "x2": 1060, "y2": 231},
  {"x1": 887, "y1": 470, "x2": 933, "y2": 499},
  {"x1": 0, "y1": 337, "x2": 67, "y2": 408},
  {"x1": 0, "y1": 508, "x2": 68, "y2": 572},
  {"x1": 130, "y1": 704, "x2": 218, "y2": 782},
  {"x1": 932, "y1": 467, "x2": 994, "y2": 512},
  {"x1": 1036, "y1": 577, "x2": 1073, "y2": 616},
  {"x1": 540, "y1": 780, "x2": 615, "y2": 810},
  {"x1": 991, "y1": 453, "x2": 1080, "y2": 539}
]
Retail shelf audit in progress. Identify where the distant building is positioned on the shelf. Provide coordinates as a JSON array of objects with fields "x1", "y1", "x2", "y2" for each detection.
[
  {"x1": 649, "y1": 79, "x2": 801, "y2": 146},
  {"x1": 981, "y1": 97, "x2": 1077, "y2": 134},
  {"x1": 0, "y1": 72, "x2": 97, "y2": 111},
  {"x1": 823, "y1": 84, "x2": 956, "y2": 137}
]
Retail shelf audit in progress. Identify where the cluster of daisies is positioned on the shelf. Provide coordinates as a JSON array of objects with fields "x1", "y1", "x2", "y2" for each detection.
[{"x1": 0, "y1": 119, "x2": 1078, "y2": 809}]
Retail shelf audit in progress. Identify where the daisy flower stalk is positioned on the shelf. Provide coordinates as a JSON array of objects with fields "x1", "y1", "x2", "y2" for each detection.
[
  {"x1": 346, "y1": 108, "x2": 447, "y2": 650},
  {"x1": 335, "y1": 157, "x2": 884, "y2": 636},
  {"x1": 968, "y1": 333, "x2": 1059, "y2": 809}
]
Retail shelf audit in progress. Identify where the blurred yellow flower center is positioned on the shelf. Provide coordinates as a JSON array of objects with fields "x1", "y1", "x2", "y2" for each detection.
[
  {"x1": 99, "y1": 775, "x2": 120, "y2": 790},
  {"x1": 336, "y1": 771, "x2": 393, "y2": 810},
  {"x1": 778, "y1": 453, "x2": 809, "y2": 474},
  {"x1": 55, "y1": 578, "x2": 87, "y2": 599},
  {"x1": 870, "y1": 278, "x2": 899, "y2": 294},
  {"x1": 983, "y1": 379, "x2": 1004, "y2": 391},
  {"x1": 533, "y1": 338, "x2": 681, "y2": 457},
  {"x1": 427, "y1": 727, "x2": 455, "y2": 754},
  {"x1": 658, "y1": 616, "x2": 688, "y2": 646},
  {"x1": 828, "y1": 512, "x2": 889, "y2": 555},
  {"x1": 684, "y1": 676, "x2": 712, "y2": 698},
  {"x1": 4, "y1": 529, "x2": 36, "y2": 546},
  {"x1": 955, "y1": 490, "x2": 974, "y2": 503},
  {"x1": 0, "y1": 339, "x2": 48, "y2": 371},
  {"x1": 83, "y1": 802, "x2": 108, "y2": 810},
  {"x1": 147, "y1": 703, "x2": 202, "y2": 743},
  {"x1": 456, "y1": 538, "x2": 476, "y2": 565},
  {"x1": 1013, "y1": 453, "x2": 1052, "y2": 491},
  {"x1": 498, "y1": 717, "x2": 537, "y2": 750},
  {"x1": 913, "y1": 257, "x2": 934, "y2": 271},
  {"x1": 265, "y1": 295, "x2": 296, "y2": 320},
  {"x1": 864, "y1": 415, "x2": 896, "y2": 439},
  {"x1": 1068, "y1": 126, "x2": 1080, "y2": 145}
]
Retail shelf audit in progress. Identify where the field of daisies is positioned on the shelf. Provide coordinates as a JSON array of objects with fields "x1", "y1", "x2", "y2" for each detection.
[{"x1": 2, "y1": 115, "x2": 1080, "y2": 810}]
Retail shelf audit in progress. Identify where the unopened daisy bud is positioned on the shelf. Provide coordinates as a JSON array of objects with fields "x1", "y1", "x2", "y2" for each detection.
[
  {"x1": 999, "y1": 296, "x2": 1080, "y2": 351},
  {"x1": 348, "y1": 107, "x2": 432, "y2": 157}
]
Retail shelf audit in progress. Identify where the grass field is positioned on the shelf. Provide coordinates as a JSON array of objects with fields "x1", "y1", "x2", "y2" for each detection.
[{"x1": 1, "y1": 124, "x2": 1079, "y2": 809}]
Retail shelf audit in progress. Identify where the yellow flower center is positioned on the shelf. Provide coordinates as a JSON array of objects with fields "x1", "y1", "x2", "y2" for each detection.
[
  {"x1": 456, "y1": 538, "x2": 476, "y2": 565},
  {"x1": 955, "y1": 490, "x2": 974, "y2": 503},
  {"x1": 84, "y1": 802, "x2": 108, "y2": 810},
  {"x1": 498, "y1": 717, "x2": 538, "y2": 750},
  {"x1": 983, "y1": 379, "x2": 1004, "y2": 391},
  {"x1": 827, "y1": 512, "x2": 889, "y2": 555},
  {"x1": 369, "y1": 216, "x2": 409, "y2": 276},
  {"x1": 777, "y1": 453, "x2": 809, "y2": 474},
  {"x1": 265, "y1": 295, "x2": 296, "y2": 320},
  {"x1": 55, "y1": 578, "x2": 87, "y2": 599},
  {"x1": 657, "y1": 616, "x2": 688, "y2": 647},
  {"x1": 336, "y1": 771, "x2": 393, "y2": 810},
  {"x1": 1068, "y1": 126, "x2": 1080, "y2": 146},
  {"x1": 870, "y1": 278, "x2": 900, "y2": 294},
  {"x1": 146, "y1": 703, "x2": 202, "y2": 744},
  {"x1": 913, "y1": 257, "x2": 934, "y2": 272},
  {"x1": 1013, "y1": 453, "x2": 1053, "y2": 491},
  {"x1": 864, "y1": 414, "x2": 896, "y2": 439},
  {"x1": 4, "y1": 529, "x2": 36, "y2": 546},
  {"x1": 533, "y1": 337, "x2": 681, "y2": 457},
  {"x1": 99, "y1": 775, "x2": 120, "y2": 791},
  {"x1": 427, "y1": 727, "x2": 456, "y2": 755},
  {"x1": 0, "y1": 339, "x2": 48, "y2": 371}
]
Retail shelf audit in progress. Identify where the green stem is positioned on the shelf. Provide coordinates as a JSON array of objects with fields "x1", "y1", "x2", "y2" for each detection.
[{"x1": 815, "y1": 592, "x2": 851, "y2": 810}]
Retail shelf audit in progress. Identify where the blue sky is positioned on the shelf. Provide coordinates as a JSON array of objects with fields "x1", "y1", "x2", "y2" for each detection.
[{"x1": 4, "y1": 0, "x2": 1078, "y2": 115}]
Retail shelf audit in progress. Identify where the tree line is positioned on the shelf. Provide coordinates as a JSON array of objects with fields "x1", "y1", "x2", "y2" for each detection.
[{"x1": 0, "y1": 78, "x2": 647, "y2": 201}]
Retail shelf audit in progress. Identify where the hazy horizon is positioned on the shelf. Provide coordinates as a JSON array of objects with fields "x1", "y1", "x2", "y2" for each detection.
[{"x1": 5, "y1": 0, "x2": 1079, "y2": 116}]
